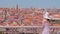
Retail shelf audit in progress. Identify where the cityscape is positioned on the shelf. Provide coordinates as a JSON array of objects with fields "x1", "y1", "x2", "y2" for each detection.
[
  {"x1": 0, "y1": 5, "x2": 60, "y2": 34},
  {"x1": 0, "y1": 0, "x2": 60, "y2": 34}
]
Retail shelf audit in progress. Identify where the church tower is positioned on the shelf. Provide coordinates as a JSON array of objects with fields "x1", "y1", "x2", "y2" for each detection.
[{"x1": 16, "y1": 4, "x2": 18, "y2": 12}]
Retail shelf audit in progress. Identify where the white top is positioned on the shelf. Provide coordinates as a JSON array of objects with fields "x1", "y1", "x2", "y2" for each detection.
[{"x1": 44, "y1": 11, "x2": 50, "y2": 19}]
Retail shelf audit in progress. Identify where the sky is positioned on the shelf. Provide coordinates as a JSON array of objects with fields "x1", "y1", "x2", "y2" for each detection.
[{"x1": 0, "y1": 0, "x2": 60, "y2": 8}]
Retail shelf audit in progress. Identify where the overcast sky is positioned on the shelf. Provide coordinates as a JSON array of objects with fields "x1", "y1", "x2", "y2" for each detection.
[{"x1": 0, "y1": 0, "x2": 60, "y2": 8}]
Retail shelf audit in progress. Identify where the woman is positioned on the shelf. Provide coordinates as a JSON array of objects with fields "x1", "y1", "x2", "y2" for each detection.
[{"x1": 42, "y1": 19, "x2": 50, "y2": 34}]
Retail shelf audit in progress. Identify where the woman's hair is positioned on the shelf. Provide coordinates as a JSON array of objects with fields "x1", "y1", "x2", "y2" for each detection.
[{"x1": 47, "y1": 19, "x2": 50, "y2": 21}]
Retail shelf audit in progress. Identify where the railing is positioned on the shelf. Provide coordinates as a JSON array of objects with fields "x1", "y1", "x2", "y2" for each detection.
[{"x1": 0, "y1": 26, "x2": 60, "y2": 34}]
